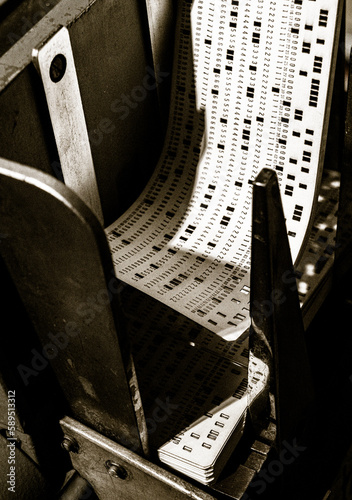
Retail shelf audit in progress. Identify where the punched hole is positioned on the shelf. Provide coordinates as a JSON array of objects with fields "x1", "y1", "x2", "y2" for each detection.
[{"x1": 49, "y1": 54, "x2": 67, "y2": 83}]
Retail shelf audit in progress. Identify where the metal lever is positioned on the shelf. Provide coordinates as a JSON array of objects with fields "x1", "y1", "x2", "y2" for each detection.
[{"x1": 33, "y1": 27, "x2": 104, "y2": 225}]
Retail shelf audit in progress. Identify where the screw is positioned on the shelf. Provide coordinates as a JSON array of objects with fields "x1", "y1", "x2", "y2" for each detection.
[
  {"x1": 105, "y1": 461, "x2": 128, "y2": 480},
  {"x1": 61, "y1": 436, "x2": 79, "y2": 453},
  {"x1": 49, "y1": 54, "x2": 67, "y2": 83}
]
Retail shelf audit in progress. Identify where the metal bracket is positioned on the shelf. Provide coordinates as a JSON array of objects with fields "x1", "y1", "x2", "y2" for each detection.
[
  {"x1": 32, "y1": 27, "x2": 104, "y2": 224},
  {"x1": 60, "y1": 416, "x2": 215, "y2": 500},
  {"x1": 0, "y1": 158, "x2": 146, "y2": 455}
]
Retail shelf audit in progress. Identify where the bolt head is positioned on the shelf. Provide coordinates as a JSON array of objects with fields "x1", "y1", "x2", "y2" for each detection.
[
  {"x1": 61, "y1": 436, "x2": 79, "y2": 453},
  {"x1": 105, "y1": 461, "x2": 128, "y2": 480}
]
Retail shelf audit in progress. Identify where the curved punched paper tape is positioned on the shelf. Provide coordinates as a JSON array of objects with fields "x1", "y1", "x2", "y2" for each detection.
[
  {"x1": 106, "y1": 0, "x2": 340, "y2": 484},
  {"x1": 106, "y1": 0, "x2": 340, "y2": 340}
]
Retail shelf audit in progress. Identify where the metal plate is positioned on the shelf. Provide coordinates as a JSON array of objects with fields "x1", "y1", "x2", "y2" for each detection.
[
  {"x1": 33, "y1": 27, "x2": 103, "y2": 224},
  {"x1": 60, "y1": 416, "x2": 215, "y2": 500},
  {"x1": 0, "y1": 158, "x2": 146, "y2": 454}
]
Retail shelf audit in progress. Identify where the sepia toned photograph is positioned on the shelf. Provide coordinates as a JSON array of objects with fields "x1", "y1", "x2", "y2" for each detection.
[{"x1": 0, "y1": 0, "x2": 352, "y2": 498}]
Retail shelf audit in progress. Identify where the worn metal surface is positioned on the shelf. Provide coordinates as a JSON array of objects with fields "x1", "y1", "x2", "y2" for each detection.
[
  {"x1": 33, "y1": 27, "x2": 104, "y2": 224},
  {"x1": 0, "y1": 0, "x2": 97, "y2": 89},
  {"x1": 0, "y1": 0, "x2": 63, "y2": 57},
  {"x1": 0, "y1": 158, "x2": 147, "y2": 454},
  {"x1": 249, "y1": 169, "x2": 314, "y2": 449},
  {"x1": 60, "y1": 416, "x2": 215, "y2": 500},
  {"x1": 58, "y1": 471, "x2": 98, "y2": 500}
]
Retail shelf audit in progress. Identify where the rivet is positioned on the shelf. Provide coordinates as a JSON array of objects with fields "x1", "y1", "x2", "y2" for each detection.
[
  {"x1": 105, "y1": 461, "x2": 128, "y2": 480},
  {"x1": 61, "y1": 436, "x2": 79, "y2": 453}
]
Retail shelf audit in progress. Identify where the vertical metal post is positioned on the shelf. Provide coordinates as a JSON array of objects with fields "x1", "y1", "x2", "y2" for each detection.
[{"x1": 249, "y1": 168, "x2": 314, "y2": 449}]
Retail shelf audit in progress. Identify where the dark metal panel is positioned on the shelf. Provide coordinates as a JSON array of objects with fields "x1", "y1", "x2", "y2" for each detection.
[
  {"x1": 145, "y1": 0, "x2": 176, "y2": 129},
  {"x1": 0, "y1": 158, "x2": 147, "y2": 454},
  {"x1": 0, "y1": 65, "x2": 58, "y2": 176},
  {"x1": 336, "y1": 48, "x2": 352, "y2": 293},
  {"x1": 0, "y1": 253, "x2": 70, "y2": 488},
  {"x1": 67, "y1": 0, "x2": 163, "y2": 224},
  {"x1": 249, "y1": 169, "x2": 314, "y2": 449}
]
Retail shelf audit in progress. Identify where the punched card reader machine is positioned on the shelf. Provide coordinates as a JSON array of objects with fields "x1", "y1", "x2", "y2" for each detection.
[{"x1": 0, "y1": 0, "x2": 352, "y2": 498}]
